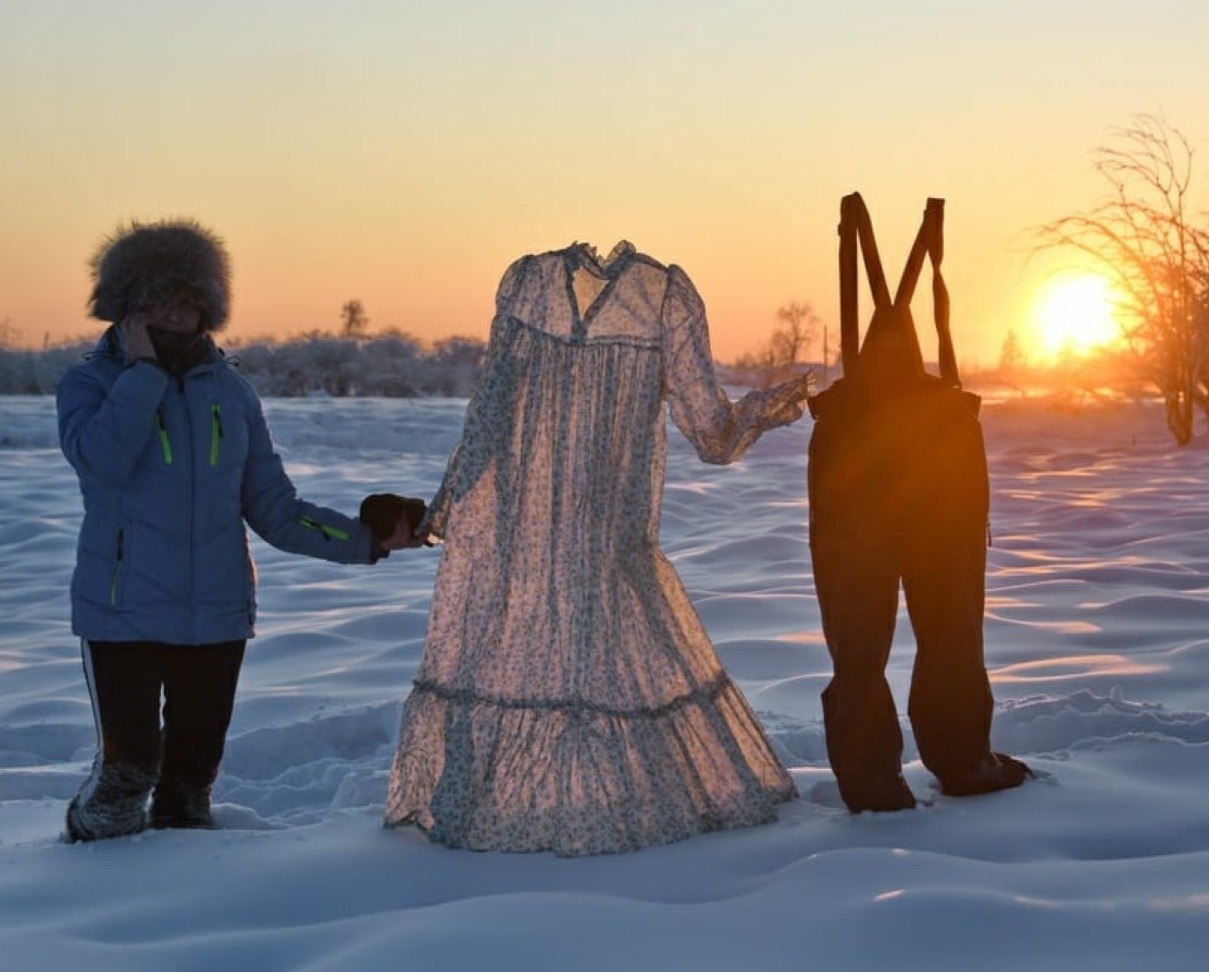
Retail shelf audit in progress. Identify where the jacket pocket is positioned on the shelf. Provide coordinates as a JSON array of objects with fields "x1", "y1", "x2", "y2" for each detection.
[
  {"x1": 209, "y1": 402, "x2": 223, "y2": 467},
  {"x1": 108, "y1": 527, "x2": 126, "y2": 610}
]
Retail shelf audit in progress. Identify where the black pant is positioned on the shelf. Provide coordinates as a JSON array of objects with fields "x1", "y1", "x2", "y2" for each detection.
[
  {"x1": 808, "y1": 382, "x2": 995, "y2": 802},
  {"x1": 83, "y1": 640, "x2": 246, "y2": 789}
]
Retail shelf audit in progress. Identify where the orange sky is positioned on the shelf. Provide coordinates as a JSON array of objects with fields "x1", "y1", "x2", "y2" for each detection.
[{"x1": 1, "y1": 1, "x2": 1206, "y2": 364}]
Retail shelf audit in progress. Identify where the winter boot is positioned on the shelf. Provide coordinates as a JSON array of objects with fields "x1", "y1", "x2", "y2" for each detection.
[
  {"x1": 65, "y1": 761, "x2": 156, "y2": 842},
  {"x1": 939, "y1": 752, "x2": 1032, "y2": 797},
  {"x1": 150, "y1": 778, "x2": 215, "y2": 829}
]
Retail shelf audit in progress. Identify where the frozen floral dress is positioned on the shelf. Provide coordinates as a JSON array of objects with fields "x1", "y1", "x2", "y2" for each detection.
[{"x1": 384, "y1": 242, "x2": 807, "y2": 855}]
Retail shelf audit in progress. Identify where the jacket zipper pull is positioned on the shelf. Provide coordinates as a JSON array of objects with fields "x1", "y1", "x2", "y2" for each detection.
[{"x1": 155, "y1": 411, "x2": 173, "y2": 465}]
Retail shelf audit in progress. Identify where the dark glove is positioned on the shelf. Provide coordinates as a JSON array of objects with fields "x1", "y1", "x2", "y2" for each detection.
[{"x1": 359, "y1": 493, "x2": 428, "y2": 542}]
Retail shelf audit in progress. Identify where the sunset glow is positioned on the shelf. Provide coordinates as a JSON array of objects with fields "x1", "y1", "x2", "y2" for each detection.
[
  {"x1": 1032, "y1": 273, "x2": 1122, "y2": 360},
  {"x1": 0, "y1": 3, "x2": 1206, "y2": 364}
]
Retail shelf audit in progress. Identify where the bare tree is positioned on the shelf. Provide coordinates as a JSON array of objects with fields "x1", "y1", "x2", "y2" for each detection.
[
  {"x1": 340, "y1": 299, "x2": 370, "y2": 339},
  {"x1": 733, "y1": 301, "x2": 821, "y2": 389},
  {"x1": 772, "y1": 301, "x2": 820, "y2": 367},
  {"x1": 1038, "y1": 114, "x2": 1209, "y2": 444}
]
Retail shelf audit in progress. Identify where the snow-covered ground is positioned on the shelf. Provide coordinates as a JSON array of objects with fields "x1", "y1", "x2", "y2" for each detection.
[{"x1": 2, "y1": 394, "x2": 1208, "y2": 971}]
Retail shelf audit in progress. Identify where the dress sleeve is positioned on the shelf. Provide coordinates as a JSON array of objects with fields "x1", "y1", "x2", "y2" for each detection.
[
  {"x1": 421, "y1": 256, "x2": 529, "y2": 539},
  {"x1": 661, "y1": 265, "x2": 810, "y2": 465}
]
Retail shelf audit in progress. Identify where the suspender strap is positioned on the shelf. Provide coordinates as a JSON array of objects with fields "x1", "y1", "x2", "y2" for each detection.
[
  {"x1": 894, "y1": 209, "x2": 933, "y2": 309},
  {"x1": 837, "y1": 193, "x2": 961, "y2": 388},
  {"x1": 839, "y1": 193, "x2": 894, "y2": 376},
  {"x1": 839, "y1": 196, "x2": 859, "y2": 377},
  {"x1": 928, "y1": 200, "x2": 960, "y2": 386}
]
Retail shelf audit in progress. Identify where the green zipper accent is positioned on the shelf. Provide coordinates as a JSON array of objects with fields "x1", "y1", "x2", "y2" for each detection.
[
  {"x1": 209, "y1": 403, "x2": 223, "y2": 467},
  {"x1": 300, "y1": 515, "x2": 350, "y2": 541},
  {"x1": 155, "y1": 412, "x2": 173, "y2": 465},
  {"x1": 109, "y1": 528, "x2": 124, "y2": 607}
]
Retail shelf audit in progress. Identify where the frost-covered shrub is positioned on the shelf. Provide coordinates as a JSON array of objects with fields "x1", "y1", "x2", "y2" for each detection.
[{"x1": 0, "y1": 333, "x2": 488, "y2": 398}]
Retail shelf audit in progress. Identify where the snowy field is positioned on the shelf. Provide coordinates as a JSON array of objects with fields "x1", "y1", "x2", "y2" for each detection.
[{"x1": 2, "y1": 393, "x2": 1208, "y2": 971}]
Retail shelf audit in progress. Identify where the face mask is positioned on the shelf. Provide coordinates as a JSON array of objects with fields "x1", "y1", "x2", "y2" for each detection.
[{"x1": 148, "y1": 327, "x2": 204, "y2": 374}]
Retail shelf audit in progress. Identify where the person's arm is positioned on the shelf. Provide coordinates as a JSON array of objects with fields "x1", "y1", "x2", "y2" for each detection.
[
  {"x1": 57, "y1": 360, "x2": 169, "y2": 485},
  {"x1": 420, "y1": 256, "x2": 529, "y2": 540},
  {"x1": 661, "y1": 265, "x2": 810, "y2": 465},
  {"x1": 239, "y1": 385, "x2": 379, "y2": 564}
]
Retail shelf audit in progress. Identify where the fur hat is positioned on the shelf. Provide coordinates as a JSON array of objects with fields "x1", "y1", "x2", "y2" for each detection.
[{"x1": 89, "y1": 219, "x2": 231, "y2": 332}]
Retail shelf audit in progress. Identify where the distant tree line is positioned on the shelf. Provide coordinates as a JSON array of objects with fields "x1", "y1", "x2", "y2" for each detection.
[
  {"x1": 228, "y1": 332, "x2": 485, "y2": 397},
  {"x1": 0, "y1": 338, "x2": 94, "y2": 395},
  {"x1": 0, "y1": 329, "x2": 487, "y2": 398},
  {"x1": 987, "y1": 331, "x2": 1155, "y2": 407}
]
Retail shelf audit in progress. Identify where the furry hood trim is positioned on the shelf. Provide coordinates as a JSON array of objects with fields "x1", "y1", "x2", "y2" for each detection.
[{"x1": 88, "y1": 218, "x2": 231, "y2": 332}]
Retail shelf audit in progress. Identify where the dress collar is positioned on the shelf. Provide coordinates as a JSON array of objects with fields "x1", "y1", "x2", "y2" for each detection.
[{"x1": 567, "y1": 240, "x2": 636, "y2": 279}]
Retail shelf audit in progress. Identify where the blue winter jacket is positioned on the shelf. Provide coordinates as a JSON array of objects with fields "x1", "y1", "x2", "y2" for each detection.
[{"x1": 57, "y1": 327, "x2": 379, "y2": 645}]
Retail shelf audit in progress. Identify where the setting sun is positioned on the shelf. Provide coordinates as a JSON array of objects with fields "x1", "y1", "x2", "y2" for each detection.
[{"x1": 1033, "y1": 273, "x2": 1121, "y2": 359}]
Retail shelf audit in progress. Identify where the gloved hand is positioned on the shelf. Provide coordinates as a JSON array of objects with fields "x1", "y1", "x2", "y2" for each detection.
[{"x1": 359, "y1": 493, "x2": 430, "y2": 550}]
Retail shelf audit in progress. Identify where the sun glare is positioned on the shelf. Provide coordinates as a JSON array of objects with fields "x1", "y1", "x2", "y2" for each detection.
[{"x1": 1034, "y1": 273, "x2": 1121, "y2": 360}]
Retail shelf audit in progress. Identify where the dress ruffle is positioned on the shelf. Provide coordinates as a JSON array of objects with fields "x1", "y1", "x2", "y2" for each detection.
[{"x1": 385, "y1": 677, "x2": 796, "y2": 856}]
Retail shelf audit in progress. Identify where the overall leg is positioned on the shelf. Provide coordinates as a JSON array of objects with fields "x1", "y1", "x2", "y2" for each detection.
[
  {"x1": 67, "y1": 641, "x2": 164, "y2": 841},
  {"x1": 153, "y1": 640, "x2": 246, "y2": 828},
  {"x1": 901, "y1": 406, "x2": 1028, "y2": 794},
  {"x1": 901, "y1": 511, "x2": 995, "y2": 782},
  {"x1": 810, "y1": 414, "x2": 914, "y2": 812},
  {"x1": 815, "y1": 539, "x2": 911, "y2": 810}
]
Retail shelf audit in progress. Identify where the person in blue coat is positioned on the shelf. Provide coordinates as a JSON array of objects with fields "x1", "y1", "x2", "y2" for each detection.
[{"x1": 58, "y1": 219, "x2": 422, "y2": 841}]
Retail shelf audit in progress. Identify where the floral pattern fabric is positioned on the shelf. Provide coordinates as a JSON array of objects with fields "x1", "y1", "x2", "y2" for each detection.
[{"x1": 385, "y1": 242, "x2": 807, "y2": 855}]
